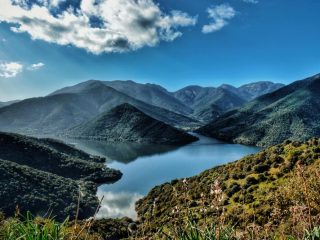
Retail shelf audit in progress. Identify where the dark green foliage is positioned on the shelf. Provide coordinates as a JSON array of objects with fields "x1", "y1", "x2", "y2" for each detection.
[
  {"x1": 0, "y1": 132, "x2": 121, "y2": 221},
  {"x1": 244, "y1": 176, "x2": 258, "y2": 188},
  {"x1": 226, "y1": 183, "x2": 241, "y2": 197},
  {"x1": 254, "y1": 163, "x2": 270, "y2": 173}
]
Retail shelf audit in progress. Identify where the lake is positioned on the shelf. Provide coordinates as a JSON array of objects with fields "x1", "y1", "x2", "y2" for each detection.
[{"x1": 67, "y1": 134, "x2": 260, "y2": 220}]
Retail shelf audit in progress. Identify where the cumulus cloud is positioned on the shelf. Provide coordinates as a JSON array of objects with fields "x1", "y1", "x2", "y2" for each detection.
[
  {"x1": 243, "y1": 0, "x2": 259, "y2": 3},
  {"x1": 28, "y1": 62, "x2": 45, "y2": 70},
  {"x1": 0, "y1": 0, "x2": 197, "y2": 54},
  {"x1": 202, "y1": 4, "x2": 236, "y2": 34},
  {"x1": 0, "y1": 62, "x2": 23, "y2": 78}
]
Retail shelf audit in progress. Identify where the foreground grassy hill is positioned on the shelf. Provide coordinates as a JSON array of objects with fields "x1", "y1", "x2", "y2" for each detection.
[{"x1": 135, "y1": 138, "x2": 320, "y2": 239}]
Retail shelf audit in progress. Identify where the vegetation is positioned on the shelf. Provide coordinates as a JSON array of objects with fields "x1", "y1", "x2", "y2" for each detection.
[
  {"x1": 0, "y1": 132, "x2": 122, "y2": 221},
  {"x1": 135, "y1": 138, "x2": 320, "y2": 239},
  {"x1": 198, "y1": 74, "x2": 320, "y2": 147},
  {"x1": 65, "y1": 103, "x2": 198, "y2": 145},
  {"x1": 1, "y1": 138, "x2": 320, "y2": 239},
  {"x1": 0, "y1": 211, "x2": 133, "y2": 240}
]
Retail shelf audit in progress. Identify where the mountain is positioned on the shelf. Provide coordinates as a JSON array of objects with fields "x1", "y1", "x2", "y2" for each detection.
[
  {"x1": 0, "y1": 100, "x2": 19, "y2": 108},
  {"x1": 135, "y1": 138, "x2": 320, "y2": 238},
  {"x1": 237, "y1": 81, "x2": 285, "y2": 100},
  {"x1": 65, "y1": 103, "x2": 198, "y2": 144},
  {"x1": 173, "y1": 82, "x2": 284, "y2": 122},
  {"x1": 51, "y1": 80, "x2": 193, "y2": 116},
  {"x1": 0, "y1": 81, "x2": 198, "y2": 135},
  {"x1": 197, "y1": 74, "x2": 320, "y2": 147},
  {"x1": 0, "y1": 132, "x2": 122, "y2": 220}
]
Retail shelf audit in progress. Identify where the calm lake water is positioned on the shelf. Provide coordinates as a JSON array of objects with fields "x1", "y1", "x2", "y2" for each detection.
[{"x1": 67, "y1": 134, "x2": 260, "y2": 219}]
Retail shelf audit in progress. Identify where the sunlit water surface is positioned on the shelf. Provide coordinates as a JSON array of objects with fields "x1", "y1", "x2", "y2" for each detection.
[{"x1": 65, "y1": 134, "x2": 260, "y2": 219}]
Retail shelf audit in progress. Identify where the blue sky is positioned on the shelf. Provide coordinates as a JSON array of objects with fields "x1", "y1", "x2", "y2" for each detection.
[{"x1": 0, "y1": 0, "x2": 319, "y2": 101}]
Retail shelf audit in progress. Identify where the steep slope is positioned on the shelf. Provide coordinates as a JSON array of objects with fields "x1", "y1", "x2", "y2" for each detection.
[
  {"x1": 0, "y1": 132, "x2": 122, "y2": 220},
  {"x1": 51, "y1": 80, "x2": 193, "y2": 116},
  {"x1": 198, "y1": 74, "x2": 320, "y2": 147},
  {"x1": 0, "y1": 82, "x2": 198, "y2": 135},
  {"x1": 135, "y1": 138, "x2": 320, "y2": 238},
  {"x1": 65, "y1": 103, "x2": 198, "y2": 144}
]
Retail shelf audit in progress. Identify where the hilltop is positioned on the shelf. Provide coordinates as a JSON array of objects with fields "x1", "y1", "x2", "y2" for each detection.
[{"x1": 65, "y1": 103, "x2": 198, "y2": 144}]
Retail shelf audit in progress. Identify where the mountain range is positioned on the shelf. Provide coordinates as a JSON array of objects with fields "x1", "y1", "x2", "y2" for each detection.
[
  {"x1": 198, "y1": 74, "x2": 320, "y2": 146},
  {"x1": 174, "y1": 81, "x2": 284, "y2": 121},
  {"x1": 0, "y1": 80, "x2": 283, "y2": 137}
]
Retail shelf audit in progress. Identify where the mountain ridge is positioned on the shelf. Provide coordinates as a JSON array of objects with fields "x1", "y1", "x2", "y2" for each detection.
[{"x1": 197, "y1": 74, "x2": 320, "y2": 147}]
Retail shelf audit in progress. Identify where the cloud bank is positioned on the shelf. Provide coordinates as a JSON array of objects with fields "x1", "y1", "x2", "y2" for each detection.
[
  {"x1": 0, "y1": 0, "x2": 197, "y2": 54},
  {"x1": 0, "y1": 62, "x2": 23, "y2": 78},
  {"x1": 202, "y1": 4, "x2": 236, "y2": 34}
]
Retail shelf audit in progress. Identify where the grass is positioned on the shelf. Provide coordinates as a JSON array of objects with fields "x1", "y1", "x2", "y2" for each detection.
[
  {"x1": 1, "y1": 139, "x2": 320, "y2": 239},
  {"x1": 0, "y1": 212, "x2": 69, "y2": 240},
  {"x1": 135, "y1": 139, "x2": 320, "y2": 239}
]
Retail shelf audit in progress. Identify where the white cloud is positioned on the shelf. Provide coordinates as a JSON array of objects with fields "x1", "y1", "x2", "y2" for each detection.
[
  {"x1": 28, "y1": 62, "x2": 45, "y2": 71},
  {"x1": 0, "y1": 62, "x2": 23, "y2": 78},
  {"x1": 243, "y1": 0, "x2": 259, "y2": 4},
  {"x1": 0, "y1": 0, "x2": 197, "y2": 54},
  {"x1": 202, "y1": 4, "x2": 236, "y2": 34}
]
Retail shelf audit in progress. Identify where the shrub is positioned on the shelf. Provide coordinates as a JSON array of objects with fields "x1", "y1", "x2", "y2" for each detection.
[
  {"x1": 226, "y1": 183, "x2": 241, "y2": 197},
  {"x1": 244, "y1": 176, "x2": 258, "y2": 188},
  {"x1": 254, "y1": 164, "x2": 270, "y2": 173}
]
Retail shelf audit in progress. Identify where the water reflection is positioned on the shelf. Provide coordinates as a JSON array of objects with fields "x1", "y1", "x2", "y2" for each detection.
[
  {"x1": 63, "y1": 139, "x2": 180, "y2": 164},
  {"x1": 66, "y1": 134, "x2": 260, "y2": 219},
  {"x1": 96, "y1": 190, "x2": 143, "y2": 220}
]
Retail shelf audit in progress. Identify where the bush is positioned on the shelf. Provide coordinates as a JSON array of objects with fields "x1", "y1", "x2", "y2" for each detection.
[
  {"x1": 244, "y1": 176, "x2": 258, "y2": 188},
  {"x1": 254, "y1": 164, "x2": 270, "y2": 173},
  {"x1": 226, "y1": 183, "x2": 241, "y2": 197}
]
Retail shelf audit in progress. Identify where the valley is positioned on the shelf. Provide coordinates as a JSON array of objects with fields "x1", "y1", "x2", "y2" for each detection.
[{"x1": 0, "y1": 74, "x2": 320, "y2": 239}]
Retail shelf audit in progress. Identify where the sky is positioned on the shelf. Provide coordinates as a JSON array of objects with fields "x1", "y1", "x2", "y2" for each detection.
[{"x1": 0, "y1": 0, "x2": 320, "y2": 101}]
